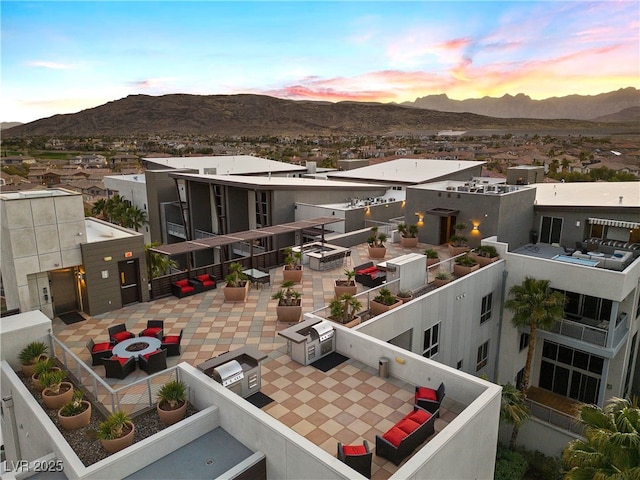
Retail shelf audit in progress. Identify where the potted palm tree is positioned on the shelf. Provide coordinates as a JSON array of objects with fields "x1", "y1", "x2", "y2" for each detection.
[
  {"x1": 370, "y1": 287, "x2": 403, "y2": 316},
  {"x1": 223, "y1": 262, "x2": 250, "y2": 302},
  {"x1": 471, "y1": 245, "x2": 500, "y2": 267},
  {"x1": 31, "y1": 357, "x2": 58, "y2": 392},
  {"x1": 334, "y1": 269, "x2": 357, "y2": 297},
  {"x1": 424, "y1": 248, "x2": 440, "y2": 269},
  {"x1": 367, "y1": 226, "x2": 387, "y2": 259},
  {"x1": 95, "y1": 410, "x2": 135, "y2": 453},
  {"x1": 453, "y1": 253, "x2": 480, "y2": 277},
  {"x1": 329, "y1": 294, "x2": 363, "y2": 328},
  {"x1": 40, "y1": 369, "x2": 74, "y2": 410},
  {"x1": 18, "y1": 341, "x2": 49, "y2": 376},
  {"x1": 448, "y1": 222, "x2": 470, "y2": 256},
  {"x1": 271, "y1": 280, "x2": 303, "y2": 323},
  {"x1": 58, "y1": 390, "x2": 92, "y2": 431},
  {"x1": 157, "y1": 380, "x2": 187, "y2": 426},
  {"x1": 398, "y1": 223, "x2": 420, "y2": 248},
  {"x1": 433, "y1": 271, "x2": 453, "y2": 287},
  {"x1": 282, "y1": 246, "x2": 303, "y2": 283}
]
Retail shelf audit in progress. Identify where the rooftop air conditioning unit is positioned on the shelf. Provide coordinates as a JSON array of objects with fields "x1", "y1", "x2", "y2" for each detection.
[{"x1": 446, "y1": 186, "x2": 456, "y2": 191}]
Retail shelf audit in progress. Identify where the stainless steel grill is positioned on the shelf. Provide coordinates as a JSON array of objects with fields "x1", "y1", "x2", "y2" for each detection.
[{"x1": 212, "y1": 360, "x2": 244, "y2": 389}]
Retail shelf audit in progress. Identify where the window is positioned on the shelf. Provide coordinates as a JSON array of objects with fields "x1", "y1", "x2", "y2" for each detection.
[
  {"x1": 552, "y1": 288, "x2": 613, "y2": 322},
  {"x1": 589, "y1": 223, "x2": 604, "y2": 239},
  {"x1": 423, "y1": 323, "x2": 440, "y2": 358},
  {"x1": 476, "y1": 341, "x2": 489, "y2": 371},
  {"x1": 519, "y1": 333, "x2": 530, "y2": 351},
  {"x1": 480, "y1": 293, "x2": 493, "y2": 324},
  {"x1": 516, "y1": 368, "x2": 525, "y2": 389},
  {"x1": 540, "y1": 216, "x2": 563, "y2": 244}
]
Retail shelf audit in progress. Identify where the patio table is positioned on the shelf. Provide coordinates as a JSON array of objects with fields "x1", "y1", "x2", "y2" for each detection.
[
  {"x1": 112, "y1": 337, "x2": 161, "y2": 359},
  {"x1": 242, "y1": 268, "x2": 270, "y2": 289}
]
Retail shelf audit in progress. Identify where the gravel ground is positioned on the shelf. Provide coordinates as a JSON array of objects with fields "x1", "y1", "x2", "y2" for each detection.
[{"x1": 18, "y1": 372, "x2": 198, "y2": 466}]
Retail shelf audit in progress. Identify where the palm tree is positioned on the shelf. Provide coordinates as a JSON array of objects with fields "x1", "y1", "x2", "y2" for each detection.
[
  {"x1": 145, "y1": 243, "x2": 178, "y2": 278},
  {"x1": 562, "y1": 397, "x2": 640, "y2": 480},
  {"x1": 91, "y1": 198, "x2": 107, "y2": 219},
  {"x1": 122, "y1": 206, "x2": 147, "y2": 232},
  {"x1": 504, "y1": 277, "x2": 565, "y2": 396},
  {"x1": 500, "y1": 382, "x2": 531, "y2": 449}
]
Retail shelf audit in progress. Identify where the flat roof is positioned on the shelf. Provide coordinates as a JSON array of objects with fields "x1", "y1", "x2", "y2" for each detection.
[
  {"x1": 533, "y1": 182, "x2": 640, "y2": 208},
  {"x1": 85, "y1": 218, "x2": 138, "y2": 242},
  {"x1": 326, "y1": 158, "x2": 485, "y2": 184},
  {"x1": 143, "y1": 155, "x2": 306, "y2": 175},
  {"x1": 0, "y1": 188, "x2": 77, "y2": 200},
  {"x1": 104, "y1": 174, "x2": 146, "y2": 184},
  {"x1": 170, "y1": 172, "x2": 386, "y2": 190}
]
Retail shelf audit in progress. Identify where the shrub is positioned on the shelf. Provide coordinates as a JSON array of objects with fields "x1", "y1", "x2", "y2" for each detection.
[
  {"x1": 157, "y1": 380, "x2": 187, "y2": 410},
  {"x1": 494, "y1": 445, "x2": 528, "y2": 480},
  {"x1": 424, "y1": 248, "x2": 439, "y2": 259},
  {"x1": 455, "y1": 254, "x2": 478, "y2": 267},
  {"x1": 521, "y1": 448, "x2": 563, "y2": 480},
  {"x1": 373, "y1": 288, "x2": 397, "y2": 306},
  {"x1": 60, "y1": 390, "x2": 88, "y2": 417},
  {"x1": 18, "y1": 341, "x2": 48, "y2": 365}
]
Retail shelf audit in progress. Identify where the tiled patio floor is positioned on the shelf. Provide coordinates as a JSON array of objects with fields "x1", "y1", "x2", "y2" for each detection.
[{"x1": 51, "y1": 241, "x2": 456, "y2": 479}]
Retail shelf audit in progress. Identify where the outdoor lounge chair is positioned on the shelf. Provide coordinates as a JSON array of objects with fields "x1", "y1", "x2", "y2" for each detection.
[
  {"x1": 108, "y1": 323, "x2": 135, "y2": 344},
  {"x1": 103, "y1": 355, "x2": 136, "y2": 379},
  {"x1": 86, "y1": 339, "x2": 113, "y2": 366},
  {"x1": 139, "y1": 319, "x2": 164, "y2": 339},
  {"x1": 161, "y1": 328, "x2": 183, "y2": 357},
  {"x1": 414, "y1": 382, "x2": 445, "y2": 416},
  {"x1": 139, "y1": 348, "x2": 167, "y2": 375},
  {"x1": 337, "y1": 440, "x2": 372, "y2": 478}
]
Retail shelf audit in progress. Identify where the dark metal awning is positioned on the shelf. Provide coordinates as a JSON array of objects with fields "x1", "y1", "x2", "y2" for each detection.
[
  {"x1": 425, "y1": 207, "x2": 460, "y2": 217},
  {"x1": 150, "y1": 216, "x2": 343, "y2": 256}
]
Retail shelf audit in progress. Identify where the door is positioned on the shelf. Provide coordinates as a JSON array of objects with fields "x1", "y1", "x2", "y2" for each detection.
[
  {"x1": 439, "y1": 216, "x2": 455, "y2": 245},
  {"x1": 118, "y1": 260, "x2": 140, "y2": 306},
  {"x1": 49, "y1": 268, "x2": 78, "y2": 316}
]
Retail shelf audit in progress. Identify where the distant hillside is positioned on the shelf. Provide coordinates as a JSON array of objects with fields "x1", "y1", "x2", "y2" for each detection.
[
  {"x1": 406, "y1": 88, "x2": 640, "y2": 120},
  {"x1": 592, "y1": 106, "x2": 640, "y2": 123},
  {"x1": 1, "y1": 122, "x2": 23, "y2": 130},
  {"x1": 3, "y1": 94, "x2": 634, "y2": 138}
]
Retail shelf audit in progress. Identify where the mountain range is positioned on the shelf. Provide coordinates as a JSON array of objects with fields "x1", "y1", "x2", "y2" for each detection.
[{"x1": 3, "y1": 88, "x2": 639, "y2": 138}]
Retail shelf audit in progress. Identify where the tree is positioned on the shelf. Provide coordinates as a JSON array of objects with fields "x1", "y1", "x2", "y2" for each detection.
[
  {"x1": 500, "y1": 382, "x2": 531, "y2": 448},
  {"x1": 504, "y1": 277, "x2": 565, "y2": 396},
  {"x1": 562, "y1": 397, "x2": 640, "y2": 480},
  {"x1": 145, "y1": 243, "x2": 178, "y2": 279},
  {"x1": 91, "y1": 198, "x2": 107, "y2": 219},
  {"x1": 122, "y1": 206, "x2": 147, "y2": 232}
]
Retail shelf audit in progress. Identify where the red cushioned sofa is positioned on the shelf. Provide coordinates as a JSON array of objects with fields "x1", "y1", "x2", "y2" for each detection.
[
  {"x1": 193, "y1": 273, "x2": 217, "y2": 292},
  {"x1": 354, "y1": 262, "x2": 386, "y2": 288},
  {"x1": 171, "y1": 278, "x2": 203, "y2": 298},
  {"x1": 375, "y1": 405, "x2": 437, "y2": 466}
]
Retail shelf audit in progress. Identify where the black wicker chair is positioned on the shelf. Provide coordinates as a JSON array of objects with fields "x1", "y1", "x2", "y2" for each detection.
[
  {"x1": 414, "y1": 382, "x2": 445, "y2": 416},
  {"x1": 337, "y1": 440, "x2": 372, "y2": 478},
  {"x1": 86, "y1": 339, "x2": 113, "y2": 366},
  {"x1": 138, "y1": 320, "x2": 164, "y2": 339},
  {"x1": 161, "y1": 328, "x2": 183, "y2": 357},
  {"x1": 103, "y1": 356, "x2": 136, "y2": 379},
  {"x1": 139, "y1": 348, "x2": 167, "y2": 375},
  {"x1": 108, "y1": 323, "x2": 135, "y2": 344}
]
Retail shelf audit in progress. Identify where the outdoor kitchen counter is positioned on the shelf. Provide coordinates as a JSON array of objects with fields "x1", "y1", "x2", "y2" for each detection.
[
  {"x1": 197, "y1": 346, "x2": 268, "y2": 375},
  {"x1": 278, "y1": 317, "x2": 323, "y2": 344}
]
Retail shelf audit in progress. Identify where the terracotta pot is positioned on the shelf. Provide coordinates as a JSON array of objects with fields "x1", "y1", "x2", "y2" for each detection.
[
  {"x1": 157, "y1": 400, "x2": 187, "y2": 426},
  {"x1": 433, "y1": 278, "x2": 452, "y2": 287},
  {"x1": 223, "y1": 281, "x2": 249, "y2": 302},
  {"x1": 343, "y1": 316, "x2": 361, "y2": 328},
  {"x1": 57, "y1": 401, "x2": 91, "y2": 431},
  {"x1": 448, "y1": 244, "x2": 470, "y2": 257},
  {"x1": 400, "y1": 236, "x2": 419, "y2": 248},
  {"x1": 31, "y1": 367, "x2": 61, "y2": 392},
  {"x1": 426, "y1": 257, "x2": 440, "y2": 269},
  {"x1": 21, "y1": 355, "x2": 49, "y2": 377},
  {"x1": 396, "y1": 294, "x2": 414, "y2": 304},
  {"x1": 369, "y1": 299, "x2": 403, "y2": 316},
  {"x1": 472, "y1": 253, "x2": 499, "y2": 267},
  {"x1": 276, "y1": 304, "x2": 302, "y2": 323},
  {"x1": 42, "y1": 382, "x2": 74, "y2": 410},
  {"x1": 453, "y1": 262, "x2": 480, "y2": 277},
  {"x1": 282, "y1": 266, "x2": 303, "y2": 283},
  {"x1": 334, "y1": 281, "x2": 357, "y2": 298},
  {"x1": 100, "y1": 422, "x2": 135, "y2": 454},
  {"x1": 368, "y1": 246, "x2": 386, "y2": 259}
]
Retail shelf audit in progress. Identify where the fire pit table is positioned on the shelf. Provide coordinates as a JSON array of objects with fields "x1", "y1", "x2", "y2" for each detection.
[{"x1": 112, "y1": 337, "x2": 162, "y2": 359}]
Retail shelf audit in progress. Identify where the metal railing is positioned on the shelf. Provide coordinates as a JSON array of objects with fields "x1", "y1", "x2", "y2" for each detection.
[
  {"x1": 525, "y1": 399, "x2": 584, "y2": 435},
  {"x1": 51, "y1": 334, "x2": 180, "y2": 415},
  {"x1": 547, "y1": 318, "x2": 607, "y2": 347}
]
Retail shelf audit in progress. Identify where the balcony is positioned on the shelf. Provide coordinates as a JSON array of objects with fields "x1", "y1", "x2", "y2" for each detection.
[{"x1": 545, "y1": 313, "x2": 628, "y2": 348}]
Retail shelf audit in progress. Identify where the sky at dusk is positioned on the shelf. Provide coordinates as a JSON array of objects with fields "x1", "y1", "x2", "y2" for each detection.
[{"x1": 2, "y1": 1, "x2": 639, "y2": 123}]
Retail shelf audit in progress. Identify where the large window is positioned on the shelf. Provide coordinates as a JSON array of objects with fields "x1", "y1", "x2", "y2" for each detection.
[
  {"x1": 519, "y1": 333, "x2": 530, "y2": 352},
  {"x1": 553, "y1": 289, "x2": 612, "y2": 322},
  {"x1": 423, "y1": 323, "x2": 440, "y2": 358},
  {"x1": 540, "y1": 216, "x2": 563, "y2": 244},
  {"x1": 476, "y1": 341, "x2": 489, "y2": 371},
  {"x1": 540, "y1": 340, "x2": 603, "y2": 404}
]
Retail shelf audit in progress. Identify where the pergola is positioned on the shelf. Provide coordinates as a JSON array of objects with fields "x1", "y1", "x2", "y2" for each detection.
[{"x1": 149, "y1": 217, "x2": 344, "y2": 270}]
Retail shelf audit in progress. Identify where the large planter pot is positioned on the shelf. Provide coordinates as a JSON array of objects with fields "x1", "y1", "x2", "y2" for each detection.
[
  {"x1": 21, "y1": 355, "x2": 49, "y2": 377},
  {"x1": 100, "y1": 422, "x2": 135, "y2": 454},
  {"x1": 157, "y1": 400, "x2": 187, "y2": 426},
  {"x1": 223, "y1": 281, "x2": 250, "y2": 302},
  {"x1": 57, "y1": 401, "x2": 92, "y2": 431},
  {"x1": 433, "y1": 277, "x2": 452, "y2": 287},
  {"x1": 396, "y1": 294, "x2": 414, "y2": 304},
  {"x1": 334, "y1": 281, "x2": 357, "y2": 298},
  {"x1": 368, "y1": 246, "x2": 386, "y2": 259},
  {"x1": 448, "y1": 244, "x2": 470, "y2": 257},
  {"x1": 471, "y1": 253, "x2": 500, "y2": 267},
  {"x1": 276, "y1": 303, "x2": 302, "y2": 323},
  {"x1": 42, "y1": 382, "x2": 74, "y2": 410},
  {"x1": 369, "y1": 299, "x2": 403, "y2": 316},
  {"x1": 282, "y1": 266, "x2": 303, "y2": 284},
  {"x1": 453, "y1": 263, "x2": 480, "y2": 277},
  {"x1": 32, "y1": 367, "x2": 62, "y2": 392},
  {"x1": 400, "y1": 236, "x2": 419, "y2": 248},
  {"x1": 343, "y1": 316, "x2": 361, "y2": 328}
]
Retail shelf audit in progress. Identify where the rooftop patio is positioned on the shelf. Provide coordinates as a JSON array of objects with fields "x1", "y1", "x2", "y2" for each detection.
[{"x1": 51, "y1": 240, "x2": 459, "y2": 479}]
